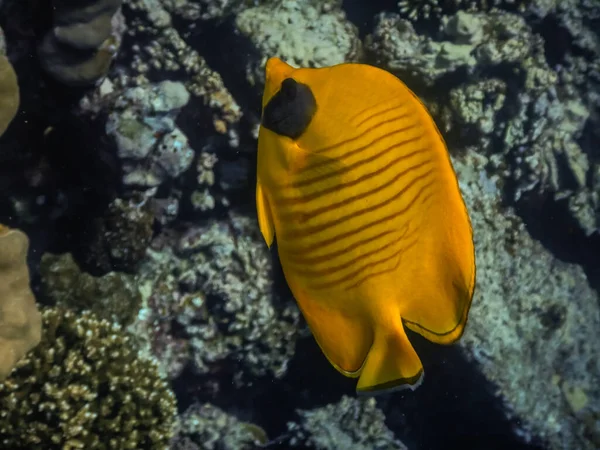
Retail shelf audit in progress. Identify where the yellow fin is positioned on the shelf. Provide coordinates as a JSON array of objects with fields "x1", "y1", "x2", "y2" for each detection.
[
  {"x1": 398, "y1": 205, "x2": 475, "y2": 345},
  {"x1": 285, "y1": 278, "x2": 373, "y2": 376},
  {"x1": 256, "y1": 179, "x2": 275, "y2": 248},
  {"x1": 356, "y1": 321, "x2": 424, "y2": 395}
]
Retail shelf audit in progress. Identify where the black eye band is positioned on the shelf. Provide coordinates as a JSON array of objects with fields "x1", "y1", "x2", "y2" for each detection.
[{"x1": 261, "y1": 78, "x2": 317, "y2": 140}]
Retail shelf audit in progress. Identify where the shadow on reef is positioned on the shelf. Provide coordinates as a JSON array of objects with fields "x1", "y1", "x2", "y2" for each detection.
[
  {"x1": 384, "y1": 332, "x2": 548, "y2": 450},
  {"x1": 514, "y1": 10, "x2": 600, "y2": 295}
]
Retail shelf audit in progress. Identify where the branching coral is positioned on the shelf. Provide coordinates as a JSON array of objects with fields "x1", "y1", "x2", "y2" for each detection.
[
  {"x1": 0, "y1": 225, "x2": 42, "y2": 381},
  {"x1": 0, "y1": 307, "x2": 177, "y2": 449}
]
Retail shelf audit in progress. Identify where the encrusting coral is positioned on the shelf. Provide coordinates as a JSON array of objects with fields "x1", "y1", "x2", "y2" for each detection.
[
  {"x1": 0, "y1": 225, "x2": 42, "y2": 381},
  {"x1": 0, "y1": 307, "x2": 177, "y2": 449}
]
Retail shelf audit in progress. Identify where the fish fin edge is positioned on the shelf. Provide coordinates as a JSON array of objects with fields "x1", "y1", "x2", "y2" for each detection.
[
  {"x1": 289, "y1": 283, "x2": 373, "y2": 378},
  {"x1": 356, "y1": 322, "x2": 423, "y2": 394},
  {"x1": 356, "y1": 370, "x2": 424, "y2": 397},
  {"x1": 256, "y1": 179, "x2": 275, "y2": 248},
  {"x1": 403, "y1": 266, "x2": 476, "y2": 346}
]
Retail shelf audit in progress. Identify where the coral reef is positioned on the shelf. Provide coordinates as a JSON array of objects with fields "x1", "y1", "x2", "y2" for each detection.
[
  {"x1": 0, "y1": 307, "x2": 176, "y2": 449},
  {"x1": 367, "y1": 9, "x2": 598, "y2": 234},
  {"x1": 78, "y1": 193, "x2": 155, "y2": 273},
  {"x1": 171, "y1": 403, "x2": 268, "y2": 449},
  {"x1": 39, "y1": 252, "x2": 142, "y2": 326},
  {"x1": 1, "y1": 0, "x2": 600, "y2": 448},
  {"x1": 530, "y1": 0, "x2": 600, "y2": 234},
  {"x1": 126, "y1": 0, "x2": 242, "y2": 138},
  {"x1": 397, "y1": 0, "x2": 531, "y2": 21},
  {"x1": 130, "y1": 211, "x2": 300, "y2": 382},
  {"x1": 235, "y1": 0, "x2": 362, "y2": 87},
  {"x1": 0, "y1": 225, "x2": 41, "y2": 381},
  {"x1": 287, "y1": 395, "x2": 407, "y2": 450},
  {"x1": 106, "y1": 80, "x2": 194, "y2": 188},
  {"x1": 453, "y1": 149, "x2": 600, "y2": 449},
  {"x1": 38, "y1": 0, "x2": 125, "y2": 85},
  {"x1": 0, "y1": 28, "x2": 19, "y2": 137}
]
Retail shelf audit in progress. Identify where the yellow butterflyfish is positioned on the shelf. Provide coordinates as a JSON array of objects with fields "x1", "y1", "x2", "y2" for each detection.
[{"x1": 256, "y1": 57, "x2": 476, "y2": 394}]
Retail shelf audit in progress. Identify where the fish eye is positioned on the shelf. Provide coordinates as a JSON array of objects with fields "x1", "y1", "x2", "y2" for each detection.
[{"x1": 280, "y1": 78, "x2": 298, "y2": 101}]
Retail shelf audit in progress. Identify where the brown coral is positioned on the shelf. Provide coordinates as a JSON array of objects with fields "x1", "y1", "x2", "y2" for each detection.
[
  {"x1": 0, "y1": 226, "x2": 42, "y2": 381},
  {"x1": 0, "y1": 54, "x2": 19, "y2": 136}
]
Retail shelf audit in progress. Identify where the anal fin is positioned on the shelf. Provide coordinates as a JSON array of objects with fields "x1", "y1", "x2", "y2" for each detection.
[
  {"x1": 289, "y1": 280, "x2": 373, "y2": 376},
  {"x1": 356, "y1": 321, "x2": 423, "y2": 395}
]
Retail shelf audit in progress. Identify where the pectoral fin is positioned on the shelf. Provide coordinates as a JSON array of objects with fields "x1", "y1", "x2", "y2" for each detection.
[
  {"x1": 256, "y1": 179, "x2": 275, "y2": 248},
  {"x1": 285, "y1": 276, "x2": 373, "y2": 377}
]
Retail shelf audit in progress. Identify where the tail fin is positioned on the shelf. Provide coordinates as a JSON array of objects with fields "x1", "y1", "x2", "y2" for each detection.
[{"x1": 356, "y1": 322, "x2": 423, "y2": 395}]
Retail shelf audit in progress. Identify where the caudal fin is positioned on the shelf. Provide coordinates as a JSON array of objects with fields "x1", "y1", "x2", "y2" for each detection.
[{"x1": 356, "y1": 322, "x2": 423, "y2": 395}]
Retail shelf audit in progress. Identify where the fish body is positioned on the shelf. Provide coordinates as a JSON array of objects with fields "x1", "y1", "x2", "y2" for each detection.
[{"x1": 256, "y1": 57, "x2": 475, "y2": 394}]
